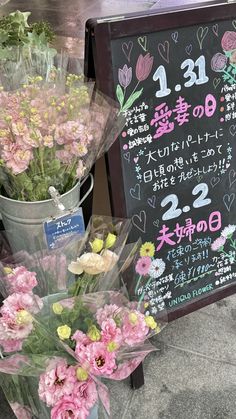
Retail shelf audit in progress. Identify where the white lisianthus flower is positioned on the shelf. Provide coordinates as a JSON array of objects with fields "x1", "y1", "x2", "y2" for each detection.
[
  {"x1": 68, "y1": 250, "x2": 118, "y2": 275},
  {"x1": 221, "y1": 225, "x2": 236, "y2": 238},
  {"x1": 148, "y1": 258, "x2": 166, "y2": 278}
]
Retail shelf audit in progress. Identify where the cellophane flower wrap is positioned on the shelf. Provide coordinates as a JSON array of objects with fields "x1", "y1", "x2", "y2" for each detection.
[
  {"x1": 0, "y1": 56, "x2": 124, "y2": 201},
  {"x1": 0, "y1": 236, "x2": 167, "y2": 418},
  {"x1": 67, "y1": 215, "x2": 133, "y2": 295}
]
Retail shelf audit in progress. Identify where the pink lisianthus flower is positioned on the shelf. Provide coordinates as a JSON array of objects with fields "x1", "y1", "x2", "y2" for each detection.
[
  {"x1": 101, "y1": 319, "x2": 122, "y2": 346},
  {"x1": 72, "y1": 331, "x2": 91, "y2": 356},
  {"x1": 1, "y1": 292, "x2": 43, "y2": 317},
  {"x1": 121, "y1": 310, "x2": 149, "y2": 346},
  {"x1": 73, "y1": 378, "x2": 98, "y2": 411},
  {"x1": 96, "y1": 304, "x2": 120, "y2": 327},
  {"x1": 51, "y1": 395, "x2": 89, "y2": 419},
  {"x1": 0, "y1": 338, "x2": 22, "y2": 353},
  {"x1": 9, "y1": 402, "x2": 32, "y2": 419},
  {"x1": 38, "y1": 358, "x2": 77, "y2": 407},
  {"x1": 6, "y1": 266, "x2": 38, "y2": 293},
  {"x1": 80, "y1": 342, "x2": 117, "y2": 376}
]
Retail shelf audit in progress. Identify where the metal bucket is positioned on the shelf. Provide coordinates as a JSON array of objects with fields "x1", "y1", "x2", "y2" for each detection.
[{"x1": 0, "y1": 174, "x2": 94, "y2": 254}]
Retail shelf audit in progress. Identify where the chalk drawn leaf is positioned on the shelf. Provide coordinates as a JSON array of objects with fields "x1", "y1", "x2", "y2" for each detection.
[
  {"x1": 122, "y1": 88, "x2": 143, "y2": 112},
  {"x1": 229, "y1": 169, "x2": 236, "y2": 188},
  {"x1": 116, "y1": 84, "x2": 124, "y2": 108},
  {"x1": 223, "y1": 193, "x2": 235, "y2": 211},
  {"x1": 132, "y1": 210, "x2": 146, "y2": 233},
  {"x1": 130, "y1": 184, "x2": 141, "y2": 200},
  {"x1": 232, "y1": 20, "x2": 236, "y2": 30}
]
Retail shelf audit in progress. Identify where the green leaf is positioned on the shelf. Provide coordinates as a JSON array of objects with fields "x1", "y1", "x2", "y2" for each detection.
[
  {"x1": 121, "y1": 88, "x2": 143, "y2": 112},
  {"x1": 116, "y1": 84, "x2": 124, "y2": 108}
]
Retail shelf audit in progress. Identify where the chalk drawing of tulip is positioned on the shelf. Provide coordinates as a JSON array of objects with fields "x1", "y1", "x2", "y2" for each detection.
[
  {"x1": 211, "y1": 52, "x2": 236, "y2": 84},
  {"x1": 116, "y1": 53, "x2": 154, "y2": 113},
  {"x1": 118, "y1": 64, "x2": 132, "y2": 88},
  {"x1": 136, "y1": 53, "x2": 154, "y2": 81}
]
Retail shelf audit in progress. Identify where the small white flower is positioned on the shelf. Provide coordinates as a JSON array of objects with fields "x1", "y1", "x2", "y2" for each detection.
[
  {"x1": 148, "y1": 258, "x2": 166, "y2": 279},
  {"x1": 221, "y1": 225, "x2": 236, "y2": 238}
]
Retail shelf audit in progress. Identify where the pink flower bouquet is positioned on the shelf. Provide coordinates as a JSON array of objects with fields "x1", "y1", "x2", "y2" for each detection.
[
  {"x1": 0, "y1": 70, "x2": 124, "y2": 201},
  {"x1": 0, "y1": 259, "x2": 167, "y2": 418}
]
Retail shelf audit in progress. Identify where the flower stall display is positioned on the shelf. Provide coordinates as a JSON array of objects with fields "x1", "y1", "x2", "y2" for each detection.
[
  {"x1": 0, "y1": 66, "x2": 124, "y2": 253},
  {"x1": 0, "y1": 255, "x2": 167, "y2": 418}
]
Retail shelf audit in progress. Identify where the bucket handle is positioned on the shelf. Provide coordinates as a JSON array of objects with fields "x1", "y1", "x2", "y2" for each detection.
[{"x1": 78, "y1": 173, "x2": 94, "y2": 207}]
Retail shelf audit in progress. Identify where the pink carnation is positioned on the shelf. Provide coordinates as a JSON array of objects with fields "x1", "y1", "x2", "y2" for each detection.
[
  {"x1": 121, "y1": 310, "x2": 149, "y2": 346},
  {"x1": 38, "y1": 358, "x2": 77, "y2": 407},
  {"x1": 96, "y1": 304, "x2": 120, "y2": 327},
  {"x1": 10, "y1": 402, "x2": 32, "y2": 419},
  {"x1": 135, "y1": 257, "x2": 152, "y2": 276},
  {"x1": 6, "y1": 266, "x2": 38, "y2": 293},
  {"x1": 101, "y1": 319, "x2": 122, "y2": 346},
  {"x1": 80, "y1": 342, "x2": 117, "y2": 376},
  {"x1": 211, "y1": 236, "x2": 226, "y2": 251},
  {"x1": 73, "y1": 378, "x2": 98, "y2": 410},
  {"x1": 51, "y1": 395, "x2": 89, "y2": 419}
]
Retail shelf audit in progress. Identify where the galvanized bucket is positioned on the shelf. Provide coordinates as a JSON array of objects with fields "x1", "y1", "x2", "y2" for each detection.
[{"x1": 0, "y1": 174, "x2": 94, "y2": 254}]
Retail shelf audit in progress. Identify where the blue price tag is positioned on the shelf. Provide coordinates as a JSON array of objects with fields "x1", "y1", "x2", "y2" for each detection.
[{"x1": 44, "y1": 208, "x2": 85, "y2": 250}]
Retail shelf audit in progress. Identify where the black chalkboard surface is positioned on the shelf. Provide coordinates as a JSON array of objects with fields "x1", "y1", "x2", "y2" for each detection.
[{"x1": 85, "y1": 1, "x2": 236, "y2": 320}]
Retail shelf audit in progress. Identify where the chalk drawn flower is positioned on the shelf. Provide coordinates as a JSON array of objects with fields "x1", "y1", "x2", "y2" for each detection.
[
  {"x1": 136, "y1": 53, "x2": 154, "y2": 81},
  {"x1": 118, "y1": 64, "x2": 132, "y2": 88},
  {"x1": 211, "y1": 53, "x2": 227, "y2": 72},
  {"x1": 140, "y1": 242, "x2": 155, "y2": 258},
  {"x1": 221, "y1": 31, "x2": 236, "y2": 51},
  {"x1": 135, "y1": 257, "x2": 152, "y2": 276},
  {"x1": 211, "y1": 236, "x2": 226, "y2": 251},
  {"x1": 221, "y1": 225, "x2": 236, "y2": 238},
  {"x1": 149, "y1": 258, "x2": 165, "y2": 279}
]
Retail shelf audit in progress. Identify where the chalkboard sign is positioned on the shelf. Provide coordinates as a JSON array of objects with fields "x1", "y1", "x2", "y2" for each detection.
[{"x1": 85, "y1": 1, "x2": 236, "y2": 320}]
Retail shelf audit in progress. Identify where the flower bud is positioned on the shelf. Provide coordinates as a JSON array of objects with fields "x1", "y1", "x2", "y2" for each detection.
[
  {"x1": 105, "y1": 233, "x2": 117, "y2": 249},
  {"x1": 107, "y1": 342, "x2": 118, "y2": 352},
  {"x1": 87, "y1": 325, "x2": 101, "y2": 342},
  {"x1": 129, "y1": 312, "x2": 138, "y2": 325},
  {"x1": 52, "y1": 302, "x2": 63, "y2": 315},
  {"x1": 145, "y1": 316, "x2": 157, "y2": 330},
  {"x1": 76, "y1": 367, "x2": 88, "y2": 381},
  {"x1": 90, "y1": 238, "x2": 104, "y2": 253},
  {"x1": 57, "y1": 325, "x2": 71, "y2": 340},
  {"x1": 16, "y1": 310, "x2": 32, "y2": 325}
]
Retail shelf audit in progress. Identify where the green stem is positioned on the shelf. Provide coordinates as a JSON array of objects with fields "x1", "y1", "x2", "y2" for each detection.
[
  {"x1": 135, "y1": 275, "x2": 142, "y2": 295},
  {"x1": 120, "y1": 81, "x2": 140, "y2": 113}
]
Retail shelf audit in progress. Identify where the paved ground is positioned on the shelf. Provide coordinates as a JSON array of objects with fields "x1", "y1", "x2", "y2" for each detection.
[{"x1": 0, "y1": 0, "x2": 236, "y2": 417}]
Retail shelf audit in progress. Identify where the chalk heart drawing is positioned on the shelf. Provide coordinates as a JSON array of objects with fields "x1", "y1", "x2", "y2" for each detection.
[
  {"x1": 171, "y1": 31, "x2": 178, "y2": 43},
  {"x1": 132, "y1": 210, "x2": 146, "y2": 233},
  {"x1": 212, "y1": 24, "x2": 218, "y2": 36},
  {"x1": 138, "y1": 36, "x2": 147, "y2": 51},
  {"x1": 122, "y1": 41, "x2": 133, "y2": 62},
  {"x1": 223, "y1": 193, "x2": 235, "y2": 212},
  {"x1": 229, "y1": 169, "x2": 236, "y2": 188},
  {"x1": 210, "y1": 177, "x2": 220, "y2": 188},
  {"x1": 232, "y1": 20, "x2": 236, "y2": 30},
  {"x1": 130, "y1": 183, "x2": 141, "y2": 200},
  {"x1": 153, "y1": 219, "x2": 160, "y2": 228},
  {"x1": 147, "y1": 195, "x2": 156, "y2": 208},
  {"x1": 123, "y1": 152, "x2": 130, "y2": 163},
  {"x1": 134, "y1": 157, "x2": 139, "y2": 163},
  {"x1": 185, "y1": 44, "x2": 192, "y2": 55},
  {"x1": 229, "y1": 124, "x2": 236, "y2": 136},
  {"x1": 197, "y1": 26, "x2": 209, "y2": 50},
  {"x1": 158, "y1": 41, "x2": 170, "y2": 64},
  {"x1": 213, "y1": 77, "x2": 221, "y2": 89}
]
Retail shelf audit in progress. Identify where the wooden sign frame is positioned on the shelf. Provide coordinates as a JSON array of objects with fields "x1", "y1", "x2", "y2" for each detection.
[{"x1": 85, "y1": 0, "x2": 236, "y2": 322}]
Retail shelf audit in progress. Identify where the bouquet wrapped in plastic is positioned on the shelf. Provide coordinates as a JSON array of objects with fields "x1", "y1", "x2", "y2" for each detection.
[
  {"x1": 0, "y1": 248, "x2": 167, "y2": 418},
  {"x1": 0, "y1": 65, "x2": 124, "y2": 201}
]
